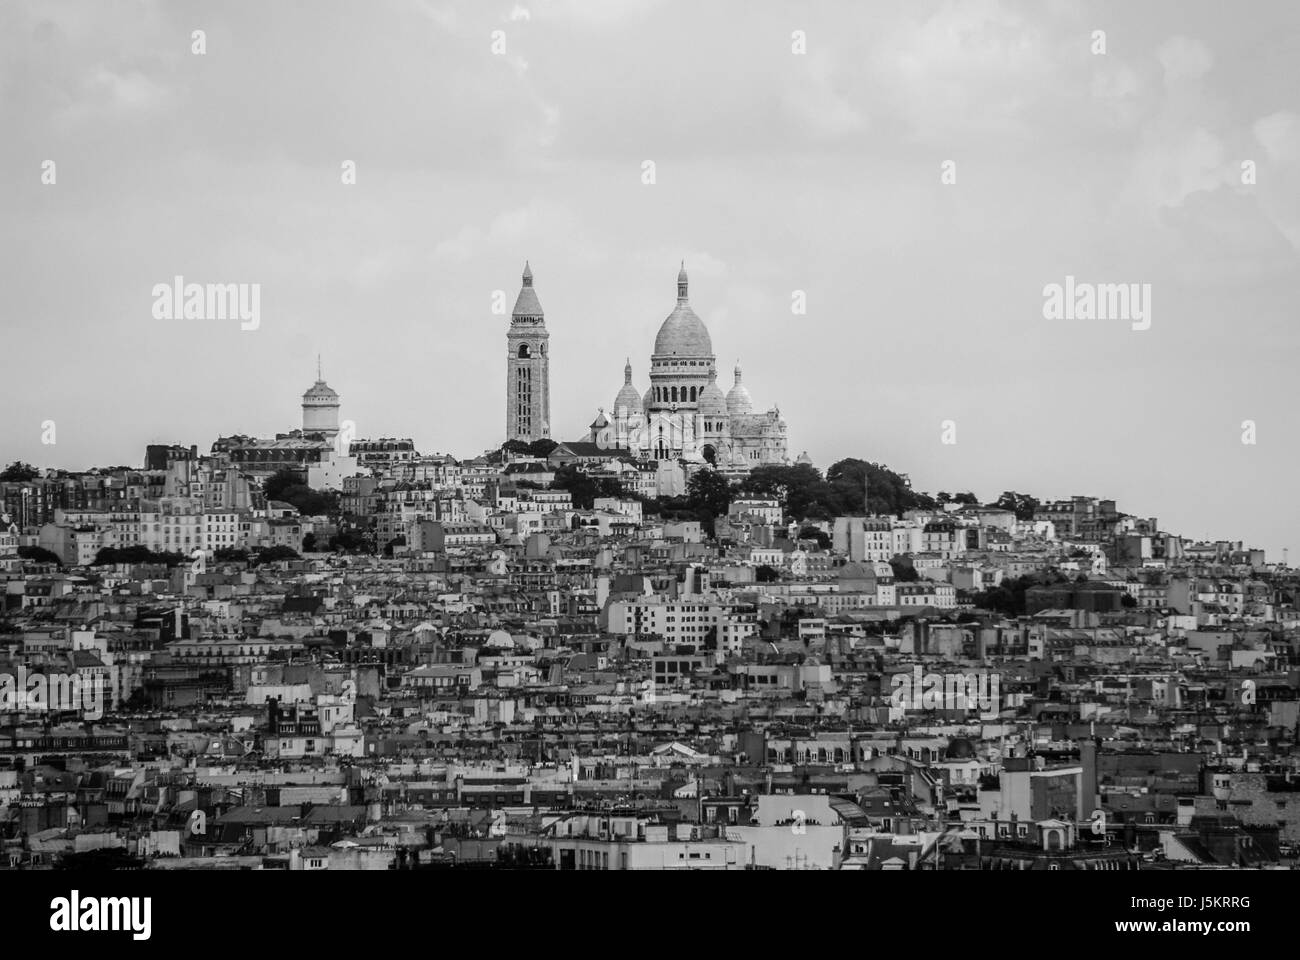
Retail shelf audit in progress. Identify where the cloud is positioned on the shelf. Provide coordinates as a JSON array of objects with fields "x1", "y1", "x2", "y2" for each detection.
[
  {"x1": 1157, "y1": 35, "x2": 1214, "y2": 89},
  {"x1": 1161, "y1": 189, "x2": 1300, "y2": 286},
  {"x1": 871, "y1": 0, "x2": 1056, "y2": 143},
  {"x1": 531, "y1": 0, "x2": 663, "y2": 27},
  {"x1": 782, "y1": 52, "x2": 867, "y2": 140},
  {"x1": 432, "y1": 200, "x2": 604, "y2": 267},
  {"x1": 1254, "y1": 111, "x2": 1300, "y2": 163},
  {"x1": 1091, "y1": 62, "x2": 1145, "y2": 128}
]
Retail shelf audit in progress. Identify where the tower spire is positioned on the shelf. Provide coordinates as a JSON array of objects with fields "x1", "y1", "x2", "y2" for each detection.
[
  {"x1": 677, "y1": 261, "x2": 688, "y2": 301},
  {"x1": 317, "y1": 354, "x2": 322, "y2": 382}
]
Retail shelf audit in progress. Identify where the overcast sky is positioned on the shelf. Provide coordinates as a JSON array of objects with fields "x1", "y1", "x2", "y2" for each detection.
[{"x1": 2, "y1": 0, "x2": 1298, "y2": 558}]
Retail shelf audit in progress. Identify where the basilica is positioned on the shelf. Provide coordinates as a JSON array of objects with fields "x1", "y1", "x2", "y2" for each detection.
[{"x1": 587, "y1": 264, "x2": 788, "y2": 472}]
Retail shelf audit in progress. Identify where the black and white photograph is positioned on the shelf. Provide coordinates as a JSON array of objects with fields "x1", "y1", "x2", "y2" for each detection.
[{"x1": 1, "y1": 0, "x2": 1297, "y2": 940}]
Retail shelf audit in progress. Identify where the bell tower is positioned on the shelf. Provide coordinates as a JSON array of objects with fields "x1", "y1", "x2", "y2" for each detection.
[{"x1": 506, "y1": 261, "x2": 550, "y2": 442}]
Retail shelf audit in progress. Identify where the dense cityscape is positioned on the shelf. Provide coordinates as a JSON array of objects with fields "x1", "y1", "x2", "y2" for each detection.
[{"x1": 1, "y1": 262, "x2": 1295, "y2": 872}]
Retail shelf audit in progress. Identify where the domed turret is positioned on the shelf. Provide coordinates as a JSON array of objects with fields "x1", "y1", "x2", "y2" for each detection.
[
  {"x1": 697, "y1": 366, "x2": 728, "y2": 419},
  {"x1": 726, "y1": 361, "x2": 753, "y2": 417},
  {"x1": 653, "y1": 262, "x2": 713, "y2": 358},
  {"x1": 302, "y1": 380, "x2": 338, "y2": 401},
  {"x1": 614, "y1": 359, "x2": 641, "y2": 416},
  {"x1": 302, "y1": 356, "x2": 341, "y2": 438}
]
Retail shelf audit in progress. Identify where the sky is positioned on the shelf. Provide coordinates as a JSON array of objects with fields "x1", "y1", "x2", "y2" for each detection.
[{"x1": 1, "y1": 0, "x2": 1298, "y2": 558}]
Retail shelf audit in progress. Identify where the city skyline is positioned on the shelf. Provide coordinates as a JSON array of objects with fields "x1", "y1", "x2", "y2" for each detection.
[{"x1": 3, "y1": 0, "x2": 1298, "y2": 559}]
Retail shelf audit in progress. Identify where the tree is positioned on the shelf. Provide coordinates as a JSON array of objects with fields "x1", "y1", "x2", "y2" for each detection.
[
  {"x1": 686, "y1": 468, "x2": 733, "y2": 518},
  {"x1": 991, "y1": 491, "x2": 1040, "y2": 522},
  {"x1": 952, "y1": 491, "x2": 979, "y2": 506},
  {"x1": 302, "y1": 532, "x2": 318, "y2": 551},
  {"x1": 263, "y1": 468, "x2": 302, "y2": 502},
  {"x1": 755, "y1": 564, "x2": 780, "y2": 583},
  {"x1": 263, "y1": 470, "x2": 338, "y2": 516},
  {"x1": 254, "y1": 545, "x2": 301, "y2": 564},
  {"x1": 0, "y1": 461, "x2": 39, "y2": 482},
  {"x1": 502, "y1": 438, "x2": 558, "y2": 460},
  {"x1": 889, "y1": 555, "x2": 920, "y2": 582},
  {"x1": 18, "y1": 545, "x2": 61, "y2": 566},
  {"x1": 551, "y1": 464, "x2": 622, "y2": 510},
  {"x1": 56, "y1": 848, "x2": 145, "y2": 870},
  {"x1": 824, "y1": 459, "x2": 936, "y2": 516},
  {"x1": 967, "y1": 571, "x2": 1069, "y2": 616},
  {"x1": 799, "y1": 527, "x2": 831, "y2": 549},
  {"x1": 93, "y1": 546, "x2": 187, "y2": 567},
  {"x1": 330, "y1": 529, "x2": 371, "y2": 553},
  {"x1": 738, "y1": 463, "x2": 840, "y2": 520}
]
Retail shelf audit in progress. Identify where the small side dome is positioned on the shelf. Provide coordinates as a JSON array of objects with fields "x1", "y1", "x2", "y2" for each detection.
[
  {"x1": 726, "y1": 362, "x2": 753, "y2": 417},
  {"x1": 697, "y1": 366, "x2": 728, "y2": 418},
  {"x1": 614, "y1": 359, "x2": 641, "y2": 415}
]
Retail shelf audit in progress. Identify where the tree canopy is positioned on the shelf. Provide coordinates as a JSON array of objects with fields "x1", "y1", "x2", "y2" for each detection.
[
  {"x1": 0, "y1": 461, "x2": 40, "y2": 482},
  {"x1": 799, "y1": 527, "x2": 831, "y2": 549},
  {"x1": 551, "y1": 464, "x2": 623, "y2": 510},
  {"x1": 990, "y1": 491, "x2": 1041, "y2": 521},
  {"x1": 716, "y1": 459, "x2": 939, "y2": 521},
  {"x1": 502, "y1": 438, "x2": 558, "y2": 460},
  {"x1": 17, "y1": 545, "x2": 61, "y2": 566},
  {"x1": 263, "y1": 469, "x2": 339, "y2": 516},
  {"x1": 93, "y1": 546, "x2": 189, "y2": 567}
]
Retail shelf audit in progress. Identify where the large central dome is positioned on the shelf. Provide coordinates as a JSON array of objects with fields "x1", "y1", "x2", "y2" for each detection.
[{"x1": 652, "y1": 263, "x2": 713, "y2": 357}]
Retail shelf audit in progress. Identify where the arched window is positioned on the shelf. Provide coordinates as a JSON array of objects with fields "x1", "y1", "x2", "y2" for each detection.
[
  {"x1": 517, "y1": 344, "x2": 531, "y2": 358},
  {"x1": 689, "y1": 386, "x2": 697, "y2": 402},
  {"x1": 671, "y1": 386, "x2": 678, "y2": 403}
]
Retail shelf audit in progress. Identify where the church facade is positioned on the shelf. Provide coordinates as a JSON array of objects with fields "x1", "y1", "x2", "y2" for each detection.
[{"x1": 588, "y1": 264, "x2": 788, "y2": 472}]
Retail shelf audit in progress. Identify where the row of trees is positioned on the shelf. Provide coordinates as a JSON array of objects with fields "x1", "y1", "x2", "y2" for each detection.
[
  {"x1": 678, "y1": 462, "x2": 1049, "y2": 528},
  {"x1": 212, "y1": 546, "x2": 302, "y2": 565},
  {"x1": 92, "y1": 546, "x2": 190, "y2": 567},
  {"x1": 677, "y1": 459, "x2": 941, "y2": 527},
  {"x1": 500, "y1": 439, "x2": 559, "y2": 460},
  {"x1": 88, "y1": 545, "x2": 302, "y2": 568}
]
